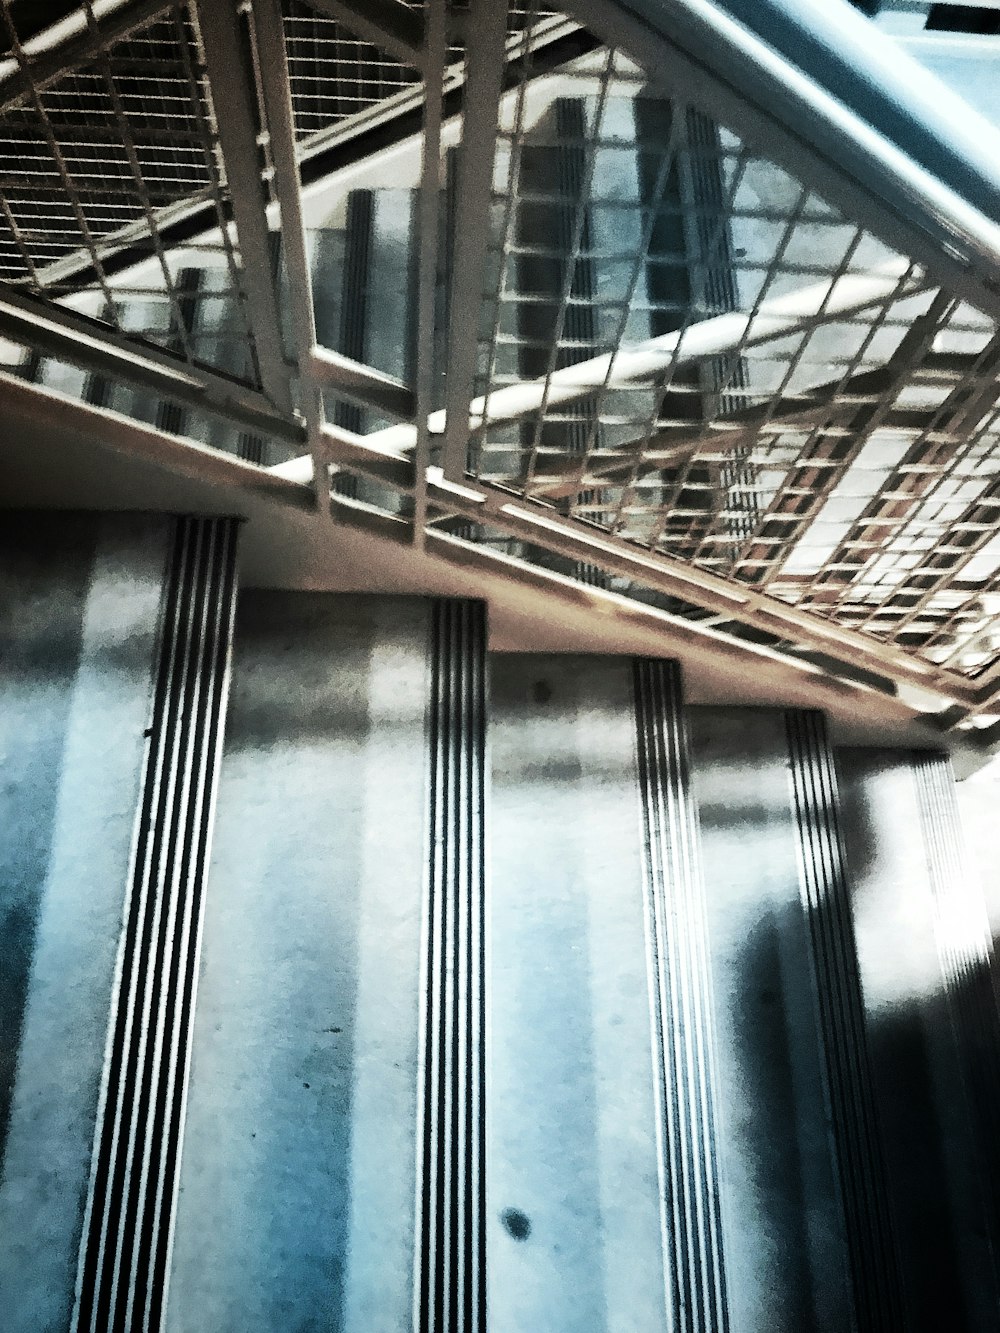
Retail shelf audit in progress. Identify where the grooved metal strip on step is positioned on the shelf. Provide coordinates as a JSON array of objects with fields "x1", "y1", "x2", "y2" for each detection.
[
  {"x1": 71, "y1": 516, "x2": 239, "y2": 1333},
  {"x1": 912, "y1": 753, "x2": 995, "y2": 992},
  {"x1": 417, "y1": 599, "x2": 488, "y2": 1333},
  {"x1": 912, "y1": 752, "x2": 1000, "y2": 1212},
  {"x1": 785, "y1": 711, "x2": 905, "y2": 1333},
  {"x1": 632, "y1": 658, "x2": 729, "y2": 1333}
]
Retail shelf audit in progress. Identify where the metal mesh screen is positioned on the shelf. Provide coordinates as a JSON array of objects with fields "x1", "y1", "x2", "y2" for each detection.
[
  {"x1": 455, "y1": 45, "x2": 1000, "y2": 681},
  {"x1": 0, "y1": 2, "x2": 262, "y2": 383},
  {"x1": 283, "y1": 0, "x2": 422, "y2": 142},
  {"x1": 4, "y1": 1, "x2": 1000, "y2": 703},
  {"x1": 283, "y1": 0, "x2": 568, "y2": 146}
]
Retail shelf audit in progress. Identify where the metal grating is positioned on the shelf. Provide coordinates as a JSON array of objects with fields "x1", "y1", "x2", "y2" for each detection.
[
  {"x1": 0, "y1": 2, "x2": 263, "y2": 383},
  {"x1": 452, "y1": 45, "x2": 1000, "y2": 682},
  {"x1": 4, "y1": 0, "x2": 1000, "y2": 722},
  {"x1": 0, "y1": 12, "x2": 209, "y2": 279},
  {"x1": 282, "y1": 1, "x2": 564, "y2": 147},
  {"x1": 283, "y1": 0, "x2": 422, "y2": 142}
]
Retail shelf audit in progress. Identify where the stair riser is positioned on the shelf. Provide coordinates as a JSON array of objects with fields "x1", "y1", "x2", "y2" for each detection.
[{"x1": 1, "y1": 520, "x2": 997, "y2": 1331}]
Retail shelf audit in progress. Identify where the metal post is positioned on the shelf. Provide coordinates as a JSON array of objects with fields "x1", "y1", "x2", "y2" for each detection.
[
  {"x1": 440, "y1": 0, "x2": 510, "y2": 480},
  {"x1": 412, "y1": 0, "x2": 448, "y2": 544},
  {"x1": 248, "y1": 0, "x2": 328, "y2": 502},
  {"x1": 193, "y1": 0, "x2": 295, "y2": 416}
]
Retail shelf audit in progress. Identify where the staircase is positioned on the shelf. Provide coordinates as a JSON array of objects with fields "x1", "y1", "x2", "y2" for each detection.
[{"x1": 2, "y1": 510, "x2": 1000, "y2": 1331}]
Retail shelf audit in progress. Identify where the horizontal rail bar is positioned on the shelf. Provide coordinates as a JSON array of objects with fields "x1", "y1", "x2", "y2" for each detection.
[
  {"x1": 0, "y1": 366, "x2": 315, "y2": 507},
  {"x1": 0, "y1": 286, "x2": 306, "y2": 444},
  {"x1": 309, "y1": 346, "x2": 415, "y2": 420}
]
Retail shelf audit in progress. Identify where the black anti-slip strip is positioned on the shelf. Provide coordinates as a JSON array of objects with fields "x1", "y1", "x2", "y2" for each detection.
[
  {"x1": 633, "y1": 658, "x2": 729, "y2": 1333},
  {"x1": 74, "y1": 516, "x2": 237, "y2": 1333},
  {"x1": 418, "y1": 600, "x2": 487, "y2": 1333},
  {"x1": 786, "y1": 711, "x2": 904, "y2": 1333}
]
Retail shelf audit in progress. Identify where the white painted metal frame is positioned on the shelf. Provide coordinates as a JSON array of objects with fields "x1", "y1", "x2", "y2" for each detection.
[
  {"x1": 4, "y1": 0, "x2": 1000, "y2": 737},
  {"x1": 193, "y1": 0, "x2": 294, "y2": 415}
]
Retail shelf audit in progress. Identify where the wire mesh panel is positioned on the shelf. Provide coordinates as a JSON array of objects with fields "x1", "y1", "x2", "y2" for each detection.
[
  {"x1": 4, "y1": 0, "x2": 1000, "y2": 704},
  {"x1": 283, "y1": 0, "x2": 422, "y2": 143},
  {"x1": 281, "y1": 0, "x2": 565, "y2": 149},
  {"x1": 0, "y1": 2, "x2": 263, "y2": 386},
  {"x1": 0, "y1": 10, "x2": 213, "y2": 283},
  {"x1": 455, "y1": 40, "x2": 1000, "y2": 683}
]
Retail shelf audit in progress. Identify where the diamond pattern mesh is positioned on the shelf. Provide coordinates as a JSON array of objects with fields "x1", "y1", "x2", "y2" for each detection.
[
  {"x1": 454, "y1": 45, "x2": 1000, "y2": 681},
  {"x1": 3, "y1": 1, "x2": 1000, "y2": 698}
]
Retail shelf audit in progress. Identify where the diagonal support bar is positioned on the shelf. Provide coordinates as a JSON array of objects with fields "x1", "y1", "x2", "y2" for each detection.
[{"x1": 194, "y1": 0, "x2": 294, "y2": 416}]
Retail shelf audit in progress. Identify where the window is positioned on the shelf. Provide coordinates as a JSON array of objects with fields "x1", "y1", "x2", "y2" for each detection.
[{"x1": 926, "y1": 4, "x2": 1000, "y2": 33}]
